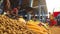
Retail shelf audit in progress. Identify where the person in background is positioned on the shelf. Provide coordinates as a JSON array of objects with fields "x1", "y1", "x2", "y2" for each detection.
[
  {"x1": 56, "y1": 14, "x2": 60, "y2": 26},
  {"x1": 16, "y1": 5, "x2": 21, "y2": 16},
  {"x1": 6, "y1": 9, "x2": 12, "y2": 17},
  {"x1": 49, "y1": 13, "x2": 57, "y2": 27},
  {"x1": 0, "y1": 0, "x2": 4, "y2": 14},
  {"x1": 26, "y1": 7, "x2": 34, "y2": 20},
  {"x1": 11, "y1": 7, "x2": 18, "y2": 19},
  {"x1": 3, "y1": 0, "x2": 11, "y2": 12},
  {"x1": 9, "y1": 0, "x2": 19, "y2": 9},
  {"x1": 0, "y1": 9, "x2": 3, "y2": 14}
]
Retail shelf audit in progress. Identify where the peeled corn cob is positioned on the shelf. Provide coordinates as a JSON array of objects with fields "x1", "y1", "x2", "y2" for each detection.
[
  {"x1": 27, "y1": 20, "x2": 49, "y2": 34},
  {"x1": 0, "y1": 15, "x2": 50, "y2": 34},
  {"x1": 0, "y1": 15, "x2": 35, "y2": 34}
]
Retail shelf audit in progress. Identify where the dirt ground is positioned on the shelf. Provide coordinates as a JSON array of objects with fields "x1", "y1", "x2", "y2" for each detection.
[{"x1": 49, "y1": 26, "x2": 60, "y2": 34}]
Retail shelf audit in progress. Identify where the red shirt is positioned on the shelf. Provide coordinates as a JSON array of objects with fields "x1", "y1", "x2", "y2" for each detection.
[{"x1": 50, "y1": 19, "x2": 57, "y2": 26}]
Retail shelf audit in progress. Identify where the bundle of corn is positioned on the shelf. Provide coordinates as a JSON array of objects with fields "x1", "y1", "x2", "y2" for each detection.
[
  {"x1": 26, "y1": 20, "x2": 50, "y2": 34},
  {"x1": 0, "y1": 15, "x2": 35, "y2": 34}
]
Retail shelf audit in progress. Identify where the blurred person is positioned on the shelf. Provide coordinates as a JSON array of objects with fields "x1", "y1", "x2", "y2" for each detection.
[
  {"x1": 9, "y1": 0, "x2": 19, "y2": 9},
  {"x1": 0, "y1": 9, "x2": 3, "y2": 14},
  {"x1": 6, "y1": 9, "x2": 12, "y2": 17},
  {"x1": 49, "y1": 14, "x2": 57, "y2": 27},
  {"x1": 11, "y1": 7, "x2": 18, "y2": 19},
  {"x1": 3, "y1": 0, "x2": 11, "y2": 12},
  {"x1": 16, "y1": 5, "x2": 21, "y2": 15},
  {"x1": 0, "y1": 0, "x2": 4, "y2": 14},
  {"x1": 26, "y1": 7, "x2": 34, "y2": 20},
  {"x1": 56, "y1": 14, "x2": 60, "y2": 26}
]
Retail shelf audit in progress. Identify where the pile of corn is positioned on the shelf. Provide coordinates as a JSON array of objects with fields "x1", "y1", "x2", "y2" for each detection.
[
  {"x1": 0, "y1": 15, "x2": 50, "y2": 34},
  {"x1": 0, "y1": 15, "x2": 35, "y2": 34},
  {"x1": 26, "y1": 20, "x2": 51, "y2": 34}
]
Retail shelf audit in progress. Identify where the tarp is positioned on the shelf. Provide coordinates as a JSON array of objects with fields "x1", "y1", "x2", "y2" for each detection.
[{"x1": 53, "y1": 11, "x2": 60, "y2": 17}]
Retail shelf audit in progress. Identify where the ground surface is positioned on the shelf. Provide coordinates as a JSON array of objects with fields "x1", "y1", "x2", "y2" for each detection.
[{"x1": 50, "y1": 26, "x2": 60, "y2": 34}]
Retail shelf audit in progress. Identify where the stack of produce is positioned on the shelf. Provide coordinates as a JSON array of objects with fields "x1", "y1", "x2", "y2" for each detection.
[
  {"x1": 0, "y1": 15, "x2": 51, "y2": 34},
  {"x1": 0, "y1": 15, "x2": 35, "y2": 34},
  {"x1": 26, "y1": 20, "x2": 50, "y2": 34}
]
